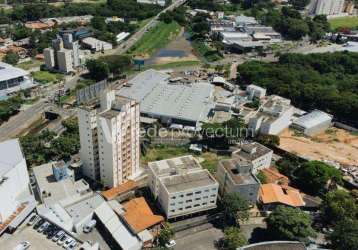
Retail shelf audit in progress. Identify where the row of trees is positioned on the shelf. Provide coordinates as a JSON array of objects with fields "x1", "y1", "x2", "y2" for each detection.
[
  {"x1": 237, "y1": 52, "x2": 358, "y2": 126},
  {"x1": 85, "y1": 55, "x2": 132, "y2": 81},
  {"x1": 4, "y1": 0, "x2": 162, "y2": 22}
]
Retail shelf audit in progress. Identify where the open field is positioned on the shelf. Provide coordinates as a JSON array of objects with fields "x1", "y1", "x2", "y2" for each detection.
[
  {"x1": 329, "y1": 16, "x2": 358, "y2": 30},
  {"x1": 279, "y1": 128, "x2": 358, "y2": 166},
  {"x1": 130, "y1": 21, "x2": 181, "y2": 58},
  {"x1": 31, "y1": 71, "x2": 64, "y2": 84},
  {"x1": 141, "y1": 145, "x2": 227, "y2": 173}
]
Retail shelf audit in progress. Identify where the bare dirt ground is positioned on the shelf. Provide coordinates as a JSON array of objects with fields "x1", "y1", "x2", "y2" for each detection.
[
  {"x1": 279, "y1": 128, "x2": 358, "y2": 166},
  {"x1": 149, "y1": 28, "x2": 199, "y2": 65}
]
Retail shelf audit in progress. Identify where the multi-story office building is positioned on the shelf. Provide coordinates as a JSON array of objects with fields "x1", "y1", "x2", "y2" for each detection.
[
  {"x1": 309, "y1": 0, "x2": 345, "y2": 15},
  {"x1": 233, "y1": 142, "x2": 273, "y2": 174},
  {"x1": 78, "y1": 91, "x2": 140, "y2": 188},
  {"x1": 216, "y1": 157, "x2": 260, "y2": 203},
  {"x1": 148, "y1": 155, "x2": 219, "y2": 219}
]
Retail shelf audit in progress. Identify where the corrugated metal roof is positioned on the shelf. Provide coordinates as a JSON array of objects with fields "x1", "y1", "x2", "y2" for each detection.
[
  {"x1": 0, "y1": 62, "x2": 29, "y2": 82},
  {"x1": 0, "y1": 139, "x2": 24, "y2": 176},
  {"x1": 293, "y1": 109, "x2": 332, "y2": 129}
]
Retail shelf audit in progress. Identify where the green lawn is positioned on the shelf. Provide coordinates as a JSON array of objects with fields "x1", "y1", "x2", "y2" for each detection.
[
  {"x1": 17, "y1": 60, "x2": 43, "y2": 71},
  {"x1": 130, "y1": 21, "x2": 181, "y2": 58},
  {"x1": 31, "y1": 71, "x2": 64, "y2": 84},
  {"x1": 329, "y1": 16, "x2": 358, "y2": 30}
]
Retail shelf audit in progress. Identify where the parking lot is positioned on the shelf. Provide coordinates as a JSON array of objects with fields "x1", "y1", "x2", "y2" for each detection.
[
  {"x1": 0, "y1": 222, "x2": 65, "y2": 250},
  {"x1": 0, "y1": 214, "x2": 81, "y2": 250}
]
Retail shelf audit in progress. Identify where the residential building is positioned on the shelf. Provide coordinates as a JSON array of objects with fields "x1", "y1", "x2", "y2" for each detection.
[
  {"x1": 81, "y1": 37, "x2": 113, "y2": 52},
  {"x1": 216, "y1": 157, "x2": 260, "y2": 203},
  {"x1": 57, "y1": 49, "x2": 74, "y2": 73},
  {"x1": 0, "y1": 139, "x2": 36, "y2": 234},
  {"x1": 79, "y1": 91, "x2": 141, "y2": 188},
  {"x1": 97, "y1": 96, "x2": 140, "y2": 188},
  {"x1": 44, "y1": 33, "x2": 79, "y2": 73},
  {"x1": 0, "y1": 62, "x2": 36, "y2": 98},
  {"x1": 261, "y1": 167, "x2": 289, "y2": 185},
  {"x1": 233, "y1": 142, "x2": 273, "y2": 174},
  {"x1": 248, "y1": 95, "x2": 294, "y2": 135},
  {"x1": 291, "y1": 109, "x2": 332, "y2": 136},
  {"x1": 259, "y1": 183, "x2": 305, "y2": 210},
  {"x1": 147, "y1": 155, "x2": 219, "y2": 219},
  {"x1": 309, "y1": 0, "x2": 345, "y2": 15},
  {"x1": 235, "y1": 15, "x2": 258, "y2": 27}
]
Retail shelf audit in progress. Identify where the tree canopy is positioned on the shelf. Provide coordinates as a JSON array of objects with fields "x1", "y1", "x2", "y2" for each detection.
[
  {"x1": 237, "y1": 52, "x2": 358, "y2": 126},
  {"x1": 222, "y1": 193, "x2": 250, "y2": 226},
  {"x1": 329, "y1": 219, "x2": 358, "y2": 250},
  {"x1": 221, "y1": 227, "x2": 247, "y2": 250},
  {"x1": 266, "y1": 206, "x2": 315, "y2": 242},
  {"x1": 294, "y1": 161, "x2": 342, "y2": 195},
  {"x1": 320, "y1": 190, "x2": 358, "y2": 225}
]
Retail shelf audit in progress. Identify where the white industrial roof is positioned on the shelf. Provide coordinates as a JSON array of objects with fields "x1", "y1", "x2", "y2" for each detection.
[
  {"x1": 0, "y1": 139, "x2": 24, "y2": 176},
  {"x1": 82, "y1": 37, "x2": 112, "y2": 47},
  {"x1": 235, "y1": 15, "x2": 258, "y2": 25},
  {"x1": 293, "y1": 110, "x2": 332, "y2": 129},
  {"x1": 0, "y1": 62, "x2": 29, "y2": 82},
  {"x1": 118, "y1": 69, "x2": 215, "y2": 124},
  {"x1": 221, "y1": 31, "x2": 250, "y2": 39},
  {"x1": 95, "y1": 202, "x2": 141, "y2": 250}
]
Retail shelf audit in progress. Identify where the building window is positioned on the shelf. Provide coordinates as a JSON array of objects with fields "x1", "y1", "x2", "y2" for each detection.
[
  {"x1": 186, "y1": 199, "x2": 192, "y2": 203},
  {"x1": 170, "y1": 210, "x2": 175, "y2": 213},
  {"x1": 194, "y1": 204, "x2": 200, "y2": 207},
  {"x1": 186, "y1": 193, "x2": 193, "y2": 196},
  {"x1": 210, "y1": 194, "x2": 216, "y2": 197},
  {"x1": 170, "y1": 203, "x2": 175, "y2": 206},
  {"x1": 195, "y1": 197, "x2": 201, "y2": 201},
  {"x1": 171, "y1": 196, "x2": 176, "y2": 199},
  {"x1": 185, "y1": 206, "x2": 192, "y2": 209},
  {"x1": 195, "y1": 191, "x2": 202, "y2": 194}
]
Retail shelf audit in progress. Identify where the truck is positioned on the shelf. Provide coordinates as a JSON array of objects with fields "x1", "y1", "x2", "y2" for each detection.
[{"x1": 83, "y1": 219, "x2": 96, "y2": 233}]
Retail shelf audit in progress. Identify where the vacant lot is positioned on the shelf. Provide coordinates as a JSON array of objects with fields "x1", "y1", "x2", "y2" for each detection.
[
  {"x1": 31, "y1": 71, "x2": 64, "y2": 84},
  {"x1": 279, "y1": 128, "x2": 358, "y2": 166},
  {"x1": 130, "y1": 21, "x2": 181, "y2": 58},
  {"x1": 329, "y1": 16, "x2": 358, "y2": 30},
  {"x1": 141, "y1": 145, "x2": 227, "y2": 173}
]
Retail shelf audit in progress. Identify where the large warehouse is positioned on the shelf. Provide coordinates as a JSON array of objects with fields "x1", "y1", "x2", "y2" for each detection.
[
  {"x1": 117, "y1": 69, "x2": 215, "y2": 129},
  {"x1": 0, "y1": 62, "x2": 35, "y2": 98},
  {"x1": 291, "y1": 109, "x2": 333, "y2": 136}
]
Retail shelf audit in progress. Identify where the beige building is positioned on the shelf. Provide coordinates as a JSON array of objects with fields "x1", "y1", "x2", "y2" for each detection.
[
  {"x1": 57, "y1": 49, "x2": 73, "y2": 73},
  {"x1": 78, "y1": 91, "x2": 140, "y2": 188}
]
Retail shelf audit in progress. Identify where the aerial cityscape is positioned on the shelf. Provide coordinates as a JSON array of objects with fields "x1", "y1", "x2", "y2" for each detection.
[{"x1": 0, "y1": 0, "x2": 357, "y2": 250}]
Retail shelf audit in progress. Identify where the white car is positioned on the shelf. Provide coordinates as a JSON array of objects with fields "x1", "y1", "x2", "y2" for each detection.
[
  {"x1": 63, "y1": 238, "x2": 74, "y2": 249},
  {"x1": 37, "y1": 221, "x2": 49, "y2": 233},
  {"x1": 57, "y1": 235, "x2": 67, "y2": 246},
  {"x1": 52, "y1": 231, "x2": 65, "y2": 242},
  {"x1": 13, "y1": 241, "x2": 31, "y2": 250},
  {"x1": 27, "y1": 213, "x2": 38, "y2": 226},
  {"x1": 165, "y1": 240, "x2": 176, "y2": 248}
]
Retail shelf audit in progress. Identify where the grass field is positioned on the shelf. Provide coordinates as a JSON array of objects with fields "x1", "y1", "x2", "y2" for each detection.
[
  {"x1": 130, "y1": 21, "x2": 181, "y2": 58},
  {"x1": 329, "y1": 16, "x2": 358, "y2": 30},
  {"x1": 17, "y1": 60, "x2": 43, "y2": 70},
  {"x1": 31, "y1": 71, "x2": 64, "y2": 84},
  {"x1": 144, "y1": 60, "x2": 201, "y2": 70}
]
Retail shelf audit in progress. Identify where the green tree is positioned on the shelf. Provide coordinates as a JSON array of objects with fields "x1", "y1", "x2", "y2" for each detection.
[
  {"x1": 85, "y1": 59, "x2": 110, "y2": 81},
  {"x1": 330, "y1": 219, "x2": 358, "y2": 250},
  {"x1": 4, "y1": 52, "x2": 19, "y2": 65},
  {"x1": 158, "y1": 222, "x2": 174, "y2": 247},
  {"x1": 290, "y1": 0, "x2": 310, "y2": 10},
  {"x1": 256, "y1": 171, "x2": 267, "y2": 184},
  {"x1": 266, "y1": 206, "x2": 315, "y2": 242},
  {"x1": 320, "y1": 190, "x2": 358, "y2": 225},
  {"x1": 256, "y1": 134, "x2": 280, "y2": 147},
  {"x1": 221, "y1": 227, "x2": 247, "y2": 250},
  {"x1": 294, "y1": 161, "x2": 342, "y2": 195},
  {"x1": 91, "y1": 16, "x2": 107, "y2": 31},
  {"x1": 222, "y1": 193, "x2": 250, "y2": 225}
]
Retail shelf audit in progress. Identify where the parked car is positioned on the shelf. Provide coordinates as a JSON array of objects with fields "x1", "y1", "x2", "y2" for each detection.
[
  {"x1": 83, "y1": 220, "x2": 96, "y2": 233},
  {"x1": 27, "y1": 213, "x2": 38, "y2": 226},
  {"x1": 37, "y1": 221, "x2": 49, "y2": 233},
  {"x1": 66, "y1": 241, "x2": 77, "y2": 250},
  {"x1": 52, "y1": 231, "x2": 65, "y2": 242},
  {"x1": 13, "y1": 241, "x2": 31, "y2": 250},
  {"x1": 63, "y1": 238, "x2": 74, "y2": 249},
  {"x1": 33, "y1": 219, "x2": 44, "y2": 230},
  {"x1": 57, "y1": 235, "x2": 68, "y2": 246}
]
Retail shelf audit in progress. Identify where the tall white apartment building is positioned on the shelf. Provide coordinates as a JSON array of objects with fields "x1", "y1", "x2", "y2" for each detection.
[
  {"x1": 233, "y1": 142, "x2": 273, "y2": 174},
  {"x1": 148, "y1": 155, "x2": 219, "y2": 219},
  {"x1": 57, "y1": 49, "x2": 74, "y2": 73},
  {"x1": 0, "y1": 139, "x2": 35, "y2": 233},
  {"x1": 78, "y1": 91, "x2": 140, "y2": 188},
  {"x1": 309, "y1": 0, "x2": 345, "y2": 15},
  {"x1": 97, "y1": 96, "x2": 140, "y2": 188}
]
